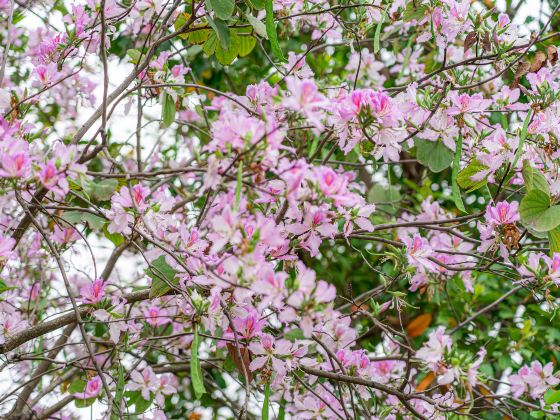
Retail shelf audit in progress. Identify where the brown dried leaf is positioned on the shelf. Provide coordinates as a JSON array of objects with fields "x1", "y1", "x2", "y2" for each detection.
[
  {"x1": 464, "y1": 31, "x2": 478, "y2": 54},
  {"x1": 529, "y1": 50, "x2": 547, "y2": 73},
  {"x1": 416, "y1": 371, "x2": 435, "y2": 392},
  {"x1": 513, "y1": 61, "x2": 530, "y2": 86},
  {"x1": 406, "y1": 313, "x2": 432, "y2": 337},
  {"x1": 227, "y1": 344, "x2": 254, "y2": 382},
  {"x1": 481, "y1": 32, "x2": 491, "y2": 52},
  {"x1": 547, "y1": 45, "x2": 558, "y2": 66}
]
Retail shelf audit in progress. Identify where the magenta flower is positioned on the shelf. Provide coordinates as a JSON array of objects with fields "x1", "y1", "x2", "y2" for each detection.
[
  {"x1": 0, "y1": 151, "x2": 31, "y2": 178},
  {"x1": 416, "y1": 327, "x2": 452, "y2": 370},
  {"x1": 128, "y1": 367, "x2": 159, "y2": 401},
  {"x1": 509, "y1": 361, "x2": 560, "y2": 399},
  {"x1": 248, "y1": 334, "x2": 292, "y2": 379},
  {"x1": 38, "y1": 160, "x2": 69, "y2": 197},
  {"x1": 402, "y1": 233, "x2": 436, "y2": 271},
  {"x1": 80, "y1": 278, "x2": 106, "y2": 305},
  {"x1": 485, "y1": 201, "x2": 520, "y2": 226},
  {"x1": 0, "y1": 235, "x2": 15, "y2": 259},
  {"x1": 144, "y1": 305, "x2": 170, "y2": 327},
  {"x1": 74, "y1": 376, "x2": 102, "y2": 400}
]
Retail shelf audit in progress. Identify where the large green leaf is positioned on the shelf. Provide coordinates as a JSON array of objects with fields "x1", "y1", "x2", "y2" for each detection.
[
  {"x1": 262, "y1": 382, "x2": 271, "y2": 420},
  {"x1": 415, "y1": 139, "x2": 453, "y2": 173},
  {"x1": 246, "y1": 12, "x2": 268, "y2": 39},
  {"x1": 512, "y1": 109, "x2": 533, "y2": 168},
  {"x1": 522, "y1": 160, "x2": 549, "y2": 195},
  {"x1": 519, "y1": 189, "x2": 560, "y2": 232},
  {"x1": 367, "y1": 184, "x2": 401, "y2": 204},
  {"x1": 548, "y1": 226, "x2": 560, "y2": 255},
  {"x1": 161, "y1": 92, "x2": 176, "y2": 127},
  {"x1": 191, "y1": 324, "x2": 207, "y2": 399},
  {"x1": 207, "y1": 0, "x2": 235, "y2": 20},
  {"x1": 265, "y1": 0, "x2": 286, "y2": 62},
  {"x1": 457, "y1": 159, "x2": 489, "y2": 192},
  {"x1": 206, "y1": 15, "x2": 230, "y2": 49},
  {"x1": 147, "y1": 255, "x2": 178, "y2": 298},
  {"x1": 451, "y1": 132, "x2": 466, "y2": 213},
  {"x1": 63, "y1": 211, "x2": 106, "y2": 230}
]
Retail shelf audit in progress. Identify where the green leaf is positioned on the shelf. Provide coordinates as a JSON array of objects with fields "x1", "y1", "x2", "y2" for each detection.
[
  {"x1": 451, "y1": 132, "x2": 466, "y2": 213},
  {"x1": 87, "y1": 179, "x2": 119, "y2": 201},
  {"x1": 512, "y1": 109, "x2": 533, "y2": 168},
  {"x1": 544, "y1": 389, "x2": 560, "y2": 405},
  {"x1": 147, "y1": 256, "x2": 178, "y2": 298},
  {"x1": 246, "y1": 0, "x2": 265, "y2": 9},
  {"x1": 367, "y1": 184, "x2": 401, "y2": 204},
  {"x1": 206, "y1": 15, "x2": 230, "y2": 49},
  {"x1": 161, "y1": 92, "x2": 176, "y2": 127},
  {"x1": 265, "y1": 0, "x2": 286, "y2": 62},
  {"x1": 191, "y1": 324, "x2": 207, "y2": 399},
  {"x1": 134, "y1": 395, "x2": 153, "y2": 414},
  {"x1": 237, "y1": 34, "x2": 257, "y2": 57},
  {"x1": 187, "y1": 28, "x2": 211, "y2": 44},
  {"x1": 203, "y1": 32, "x2": 219, "y2": 56},
  {"x1": 520, "y1": 189, "x2": 560, "y2": 232},
  {"x1": 0, "y1": 279, "x2": 15, "y2": 294},
  {"x1": 262, "y1": 382, "x2": 271, "y2": 420},
  {"x1": 278, "y1": 400, "x2": 286, "y2": 420},
  {"x1": 234, "y1": 161, "x2": 243, "y2": 211},
  {"x1": 457, "y1": 159, "x2": 489, "y2": 192},
  {"x1": 215, "y1": 31, "x2": 240, "y2": 64},
  {"x1": 63, "y1": 211, "x2": 106, "y2": 230},
  {"x1": 75, "y1": 397, "x2": 96, "y2": 408},
  {"x1": 126, "y1": 49, "x2": 141, "y2": 64},
  {"x1": 113, "y1": 364, "x2": 125, "y2": 419},
  {"x1": 68, "y1": 379, "x2": 87, "y2": 394},
  {"x1": 373, "y1": 10, "x2": 385, "y2": 54},
  {"x1": 207, "y1": 0, "x2": 235, "y2": 20},
  {"x1": 415, "y1": 139, "x2": 454, "y2": 173},
  {"x1": 549, "y1": 227, "x2": 560, "y2": 255},
  {"x1": 104, "y1": 226, "x2": 125, "y2": 246},
  {"x1": 246, "y1": 12, "x2": 268, "y2": 39},
  {"x1": 522, "y1": 160, "x2": 549, "y2": 195},
  {"x1": 284, "y1": 328, "x2": 305, "y2": 342},
  {"x1": 174, "y1": 13, "x2": 191, "y2": 39},
  {"x1": 403, "y1": 3, "x2": 428, "y2": 22}
]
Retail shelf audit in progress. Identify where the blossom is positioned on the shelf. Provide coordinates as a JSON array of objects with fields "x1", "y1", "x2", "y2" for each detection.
[
  {"x1": 402, "y1": 234, "x2": 436, "y2": 271},
  {"x1": 80, "y1": 278, "x2": 106, "y2": 305},
  {"x1": 509, "y1": 361, "x2": 560, "y2": 399},
  {"x1": 249, "y1": 334, "x2": 292, "y2": 380},
  {"x1": 485, "y1": 201, "x2": 520, "y2": 226},
  {"x1": 416, "y1": 327, "x2": 452, "y2": 369},
  {"x1": 144, "y1": 305, "x2": 170, "y2": 327},
  {"x1": 74, "y1": 376, "x2": 102, "y2": 399}
]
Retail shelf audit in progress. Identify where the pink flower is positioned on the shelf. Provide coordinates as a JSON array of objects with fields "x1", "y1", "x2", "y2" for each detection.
[
  {"x1": 38, "y1": 160, "x2": 69, "y2": 197},
  {"x1": 52, "y1": 225, "x2": 80, "y2": 245},
  {"x1": 402, "y1": 234, "x2": 436, "y2": 271},
  {"x1": 0, "y1": 151, "x2": 31, "y2": 178},
  {"x1": 249, "y1": 334, "x2": 292, "y2": 380},
  {"x1": 285, "y1": 206, "x2": 338, "y2": 257},
  {"x1": 80, "y1": 278, "x2": 106, "y2": 305},
  {"x1": 74, "y1": 376, "x2": 102, "y2": 399},
  {"x1": 283, "y1": 77, "x2": 327, "y2": 130},
  {"x1": 416, "y1": 327, "x2": 452, "y2": 370},
  {"x1": 0, "y1": 311, "x2": 27, "y2": 344},
  {"x1": 144, "y1": 305, "x2": 170, "y2": 327},
  {"x1": 229, "y1": 307, "x2": 265, "y2": 340},
  {"x1": 509, "y1": 361, "x2": 560, "y2": 399},
  {"x1": 0, "y1": 235, "x2": 15, "y2": 259},
  {"x1": 543, "y1": 253, "x2": 560, "y2": 284},
  {"x1": 485, "y1": 201, "x2": 520, "y2": 226},
  {"x1": 128, "y1": 367, "x2": 158, "y2": 401}
]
